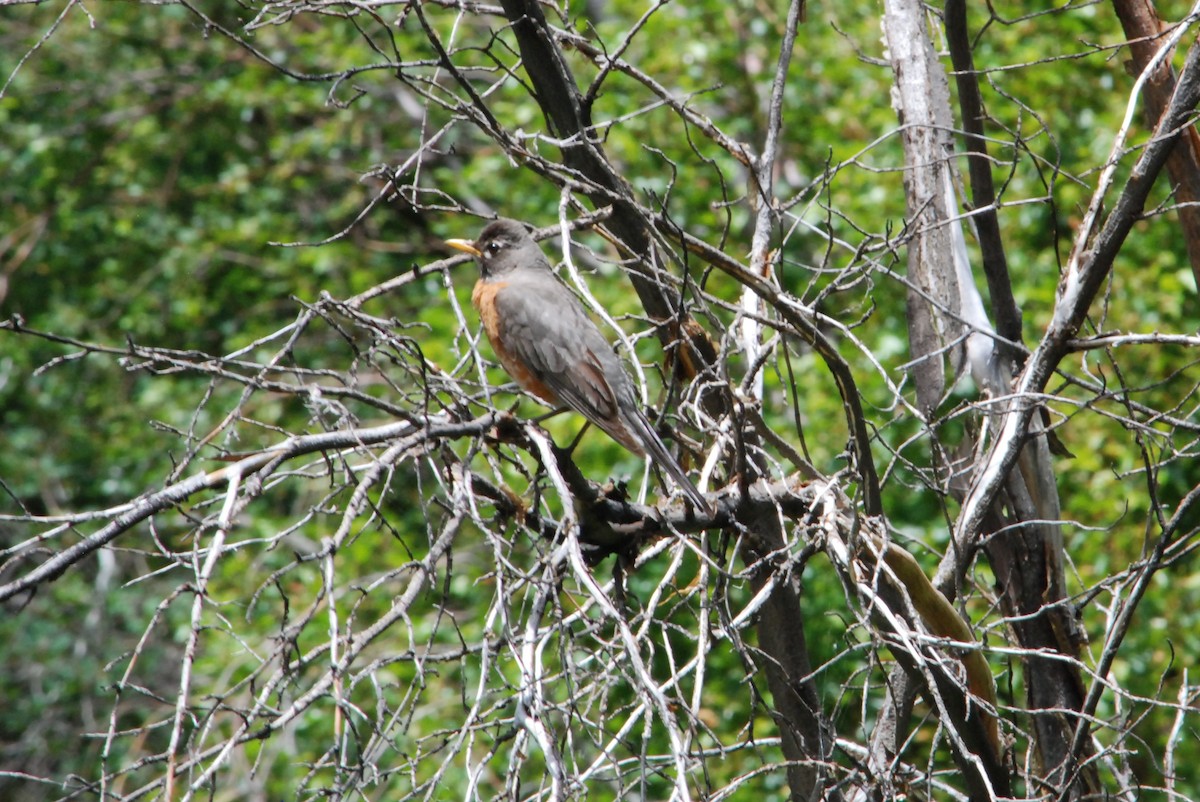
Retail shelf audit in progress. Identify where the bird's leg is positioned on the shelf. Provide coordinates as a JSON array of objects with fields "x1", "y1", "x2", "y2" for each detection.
[
  {"x1": 531, "y1": 406, "x2": 571, "y2": 425},
  {"x1": 527, "y1": 407, "x2": 589, "y2": 454},
  {"x1": 562, "y1": 419, "x2": 592, "y2": 457}
]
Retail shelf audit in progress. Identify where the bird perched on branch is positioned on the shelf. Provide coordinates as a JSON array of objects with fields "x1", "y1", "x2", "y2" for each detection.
[{"x1": 447, "y1": 218, "x2": 709, "y2": 512}]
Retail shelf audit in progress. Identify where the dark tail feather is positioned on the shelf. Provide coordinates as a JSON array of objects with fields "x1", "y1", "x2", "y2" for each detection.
[{"x1": 633, "y1": 413, "x2": 711, "y2": 513}]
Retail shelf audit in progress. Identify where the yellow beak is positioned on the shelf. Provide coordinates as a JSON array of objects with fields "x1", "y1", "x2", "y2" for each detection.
[{"x1": 445, "y1": 239, "x2": 481, "y2": 258}]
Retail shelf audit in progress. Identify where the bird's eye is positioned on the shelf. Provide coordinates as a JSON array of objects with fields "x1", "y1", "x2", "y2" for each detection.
[{"x1": 486, "y1": 240, "x2": 503, "y2": 254}]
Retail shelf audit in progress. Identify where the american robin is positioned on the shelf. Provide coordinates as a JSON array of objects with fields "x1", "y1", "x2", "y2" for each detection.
[{"x1": 446, "y1": 219, "x2": 709, "y2": 511}]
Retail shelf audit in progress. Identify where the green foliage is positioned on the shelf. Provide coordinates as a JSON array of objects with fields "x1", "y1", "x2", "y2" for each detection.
[{"x1": 2, "y1": 0, "x2": 1199, "y2": 799}]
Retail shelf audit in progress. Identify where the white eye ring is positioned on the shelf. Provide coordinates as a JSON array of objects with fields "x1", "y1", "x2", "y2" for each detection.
[{"x1": 486, "y1": 241, "x2": 502, "y2": 253}]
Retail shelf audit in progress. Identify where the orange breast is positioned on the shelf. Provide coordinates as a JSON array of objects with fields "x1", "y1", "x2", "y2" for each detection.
[{"x1": 473, "y1": 279, "x2": 559, "y2": 405}]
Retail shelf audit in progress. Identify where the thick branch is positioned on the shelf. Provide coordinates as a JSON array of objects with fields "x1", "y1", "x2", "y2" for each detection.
[
  {"x1": 884, "y1": 0, "x2": 964, "y2": 415},
  {"x1": 1114, "y1": 0, "x2": 1200, "y2": 290},
  {"x1": 944, "y1": 0, "x2": 1024, "y2": 354},
  {"x1": 497, "y1": 0, "x2": 685, "y2": 331}
]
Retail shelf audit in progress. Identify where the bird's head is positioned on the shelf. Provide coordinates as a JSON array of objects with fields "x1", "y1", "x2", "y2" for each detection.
[{"x1": 446, "y1": 218, "x2": 547, "y2": 280}]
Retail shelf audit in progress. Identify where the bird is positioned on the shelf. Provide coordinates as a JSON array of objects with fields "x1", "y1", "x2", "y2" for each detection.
[{"x1": 446, "y1": 218, "x2": 709, "y2": 512}]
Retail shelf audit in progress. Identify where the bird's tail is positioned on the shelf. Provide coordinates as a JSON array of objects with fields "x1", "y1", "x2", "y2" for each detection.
[{"x1": 631, "y1": 413, "x2": 711, "y2": 513}]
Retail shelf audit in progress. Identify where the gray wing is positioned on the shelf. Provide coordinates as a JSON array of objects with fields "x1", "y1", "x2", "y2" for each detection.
[
  {"x1": 493, "y1": 276, "x2": 643, "y2": 452},
  {"x1": 495, "y1": 274, "x2": 710, "y2": 511}
]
